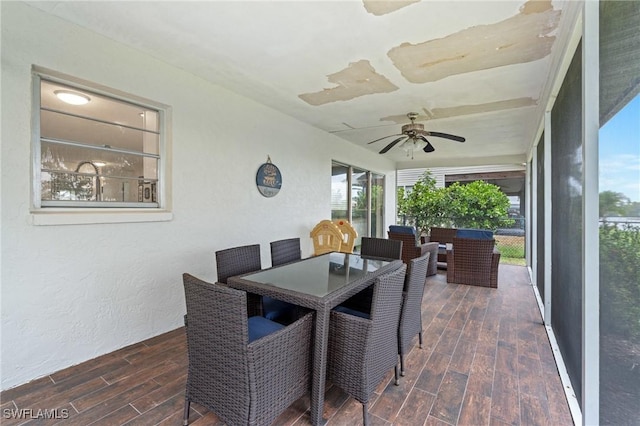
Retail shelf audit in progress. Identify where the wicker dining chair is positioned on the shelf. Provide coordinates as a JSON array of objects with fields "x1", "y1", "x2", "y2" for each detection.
[
  {"x1": 328, "y1": 264, "x2": 407, "y2": 426},
  {"x1": 397, "y1": 253, "x2": 430, "y2": 379},
  {"x1": 338, "y1": 238, "x2": 402, "y2": 314},
  {"x1": 310, "y1": 220, "x2": 344, "y2": 256},
  {"x1": 360, "y1": 237, "x2": 403, "y2": 260},
  {"x1": 270, "y1": 237, "x2": 302, "y2": 266},
  {"x1": 182, "y1": 273, "x2": 313, "y2": 426},
  {"x1": 216, "y1": 244, "x2": 293, "y2": 322},
  {"x1": 333, "y1": 219, "x2": 358, "y2": 254}
]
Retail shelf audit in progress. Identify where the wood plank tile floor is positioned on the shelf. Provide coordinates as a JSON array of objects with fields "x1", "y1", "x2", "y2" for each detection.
[{"x1": 1, "y1": 265, "x2": 574, "y2": 426}]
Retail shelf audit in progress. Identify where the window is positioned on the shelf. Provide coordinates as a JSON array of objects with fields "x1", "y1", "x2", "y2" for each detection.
[{"x1": 34, "y1": 72, "x2": 164, "y2": 209}]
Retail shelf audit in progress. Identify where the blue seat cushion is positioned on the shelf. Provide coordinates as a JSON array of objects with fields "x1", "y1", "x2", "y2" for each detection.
[
  {"x1": 248, "y1": 316, "x2": 284, "y2": 342},
  {"x1": 456, "y1": 228, "x2": 494, "y2": 240},
  {"x1": 389, "y1": 225, "x2": 416, "y2": 235},
  {"x1": 333, "y1": 305, "x2": 370, "y2": 319},
  {"x1": 263, "y1": 297, "x2": 295, "y2": 321}
]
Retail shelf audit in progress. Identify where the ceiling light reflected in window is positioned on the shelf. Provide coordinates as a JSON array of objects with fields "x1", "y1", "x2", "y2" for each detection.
[{"x1": 54, "y1": 90, "x2": 91, "y2": 105}]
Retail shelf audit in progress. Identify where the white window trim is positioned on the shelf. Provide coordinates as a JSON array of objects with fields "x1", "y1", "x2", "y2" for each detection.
[
  {"x1": 30, "y1": 67, "x2": 173, "y2": 225},
  {"x1": 29, "y1": 209, "x2": 173, "y2": 226}
]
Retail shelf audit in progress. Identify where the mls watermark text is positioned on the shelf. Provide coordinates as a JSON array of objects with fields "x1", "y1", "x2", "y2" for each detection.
[{"x1": 2, "y1": 408, "x2": 70, "y2": 420}]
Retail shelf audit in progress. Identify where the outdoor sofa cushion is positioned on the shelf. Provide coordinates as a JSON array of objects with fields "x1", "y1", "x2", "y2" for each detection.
[
  {"x1": 388, "y1": 225, "x2": 416, "y2": 235},
  {"x1": 456, "y1": 228, "x2": 494, "y2": 240}
]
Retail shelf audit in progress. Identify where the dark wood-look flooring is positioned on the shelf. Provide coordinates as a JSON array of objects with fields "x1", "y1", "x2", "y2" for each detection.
[{"x1": 1, "y1": 265, "x2": 574, "y2": 426}]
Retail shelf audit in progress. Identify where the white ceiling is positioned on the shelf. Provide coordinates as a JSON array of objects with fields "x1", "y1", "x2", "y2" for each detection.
[{"x1": 25, "y1": 0, "x2": 574, "y2": 169}]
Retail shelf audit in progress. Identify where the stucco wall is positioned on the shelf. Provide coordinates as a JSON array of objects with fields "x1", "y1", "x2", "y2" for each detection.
[{"x1": 0, "y1": 2, "x2": 397, "y2": 390}]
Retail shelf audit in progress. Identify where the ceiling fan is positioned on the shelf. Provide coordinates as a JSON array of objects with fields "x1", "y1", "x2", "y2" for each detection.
[{"x1": 367, "y1": 112, "x2": 466, "y2": 158}]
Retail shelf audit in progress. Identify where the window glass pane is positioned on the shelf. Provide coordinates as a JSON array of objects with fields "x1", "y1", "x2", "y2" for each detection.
[
  {"x1": 41, "y1": 109, "x2": 159, "y2": 155},
  {"x1": 331, "y1": 163, "x2": 349, "y2": 221},
  {"x1": 41, "y1": 141, "x2": 157, "y2": 179},
  {"x1": 41, "y1": 172, "x2": 155, "y2": 204},
  {"x1": 41, "y1": 142, "x2": 158, "y2": 203},
  {"x1": 351, "y1": 168, "x2": 368, "y2": 245},
  {"x1": 41, "y1": 80, "x2": 158, "y2": 132},
  {"x1": 331, "y1": 162, "x2": 385, "y2": 245},
  {"x1": 371, "y1": 173, "x2": 384, "y2": 238}
]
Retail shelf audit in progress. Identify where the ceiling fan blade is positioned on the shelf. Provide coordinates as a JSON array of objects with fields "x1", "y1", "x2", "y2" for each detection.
[
  {"x1": 427, "y1": 131, "x2": 466, "y2": 142},
  {"x1": 367, "y1": 134, "x2": 402, "y2": 144},
  {"x1": 379, "y1": 136, "x2": 407, "y2": 154},
  {"x1": 419, "y1": 135, "x2": 435, "y2": 153}
]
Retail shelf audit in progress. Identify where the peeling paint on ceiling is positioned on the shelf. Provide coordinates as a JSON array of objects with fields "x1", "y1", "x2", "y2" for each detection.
[
  {"x1": 362, "y1": 0, "x2": 420, "y2": 16},
  {"x1": 423, "y1": 97, "x2": 538, "y2": 119},
  {"x1": 387, "y1": 0, "x2": 561, "y2": 83},
  {"x1": 298, "y1": 60, "x2": 399, "y2": 106},
  {"x1": 23, "y1": 0, "x2": 575, "y2": 167},
  {"x1": 380, "y1": 97, "x2": 537, "y2": 124}
]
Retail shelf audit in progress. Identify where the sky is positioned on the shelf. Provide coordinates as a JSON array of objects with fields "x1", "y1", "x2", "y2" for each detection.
[{"x1": 599, "y1": 93, "x2": 640, "y2": 203}]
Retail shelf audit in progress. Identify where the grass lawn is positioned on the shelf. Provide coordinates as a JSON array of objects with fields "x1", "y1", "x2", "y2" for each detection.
[
  {"x1": 501, "y1": 257, "x2": 526, "y2": 266},
  {"x1": 495, "y1": 235, "x2": 525, "y2": 265}
]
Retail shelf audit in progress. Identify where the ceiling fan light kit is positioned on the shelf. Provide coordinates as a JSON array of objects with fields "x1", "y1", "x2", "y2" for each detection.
[
  {"x1": 367, "y1": 112, "x2": 465, "y2": 157},
  {"x1": 401, "y1": 137, "x2": 427, "y2": 159}
]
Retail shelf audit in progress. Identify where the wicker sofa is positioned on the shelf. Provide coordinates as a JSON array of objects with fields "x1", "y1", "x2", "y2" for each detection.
[{"x1": 444, "y1": 228, "x2": 501, "y2": 288}]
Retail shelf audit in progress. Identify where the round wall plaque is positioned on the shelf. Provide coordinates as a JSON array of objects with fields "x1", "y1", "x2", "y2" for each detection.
[{"x1": 256, "y1": 158, "x2": 282, "y2": 197}]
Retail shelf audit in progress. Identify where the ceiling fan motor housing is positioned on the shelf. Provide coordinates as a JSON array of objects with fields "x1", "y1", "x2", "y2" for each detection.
[{"x1": 401, "y1": 122, "x2": 425, "y2": 137}]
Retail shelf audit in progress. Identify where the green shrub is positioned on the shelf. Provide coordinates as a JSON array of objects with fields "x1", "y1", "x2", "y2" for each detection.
[
  {"x1": 397, "y1": 172, "x2": 512, "y2": 235},
  {"x1": 445, "y1": 181, "x2": 513, "y2": 230}
]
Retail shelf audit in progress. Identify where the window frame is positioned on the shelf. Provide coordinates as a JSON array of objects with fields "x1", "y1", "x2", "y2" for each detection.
[{"x1": 30, "y1": 68, "x2": 172, "y2": 225}]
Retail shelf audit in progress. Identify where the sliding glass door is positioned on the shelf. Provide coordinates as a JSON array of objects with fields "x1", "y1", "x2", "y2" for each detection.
[{"x1": 331, "y1": 161, "x2": 385, "y2": 249}]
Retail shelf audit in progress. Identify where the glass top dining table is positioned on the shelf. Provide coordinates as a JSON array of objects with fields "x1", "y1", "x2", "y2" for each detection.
[{"x1": 227, "y1": 251, "x2": 403, "y2": 425}]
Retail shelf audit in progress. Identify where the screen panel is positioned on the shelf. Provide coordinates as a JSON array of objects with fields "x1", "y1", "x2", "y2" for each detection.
[
  {"x1": 536, "y1": 134, "x2": 545, "y2": 301},
  {"x1": 551, "y1": 41, "x2": 583, "y2": 407}
]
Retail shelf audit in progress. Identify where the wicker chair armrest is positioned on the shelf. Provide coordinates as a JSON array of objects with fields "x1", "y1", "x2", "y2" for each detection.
[
  {"x1": 248, "y1": 312, "x2": 313, "y2": 424},
  {"x1": 491, "y1": 246, "x2": 501, "y2": 268},
  {"x1": 446, "y1": 246, "x2": 455, "y2": 281},
  {"x1": 492, "y1": 251, "x2": 501, "y2": 265},
  {"x1": 446, "y1": 246, "x2": 454, "y2": 257},
  {"x1": 490, "y1": 248, "x2": 501, "y2": 288},
  {"x1": 419, "y1": 241, "x2": 438, "y2": 251},
  {"x1": 329, "y1": 310, "x2": 370, "y2": 365}
]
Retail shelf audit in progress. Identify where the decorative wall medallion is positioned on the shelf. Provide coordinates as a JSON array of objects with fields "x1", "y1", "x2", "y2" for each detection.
[{"x1": 256, "y1": 156, "x2": 282, "y2": 197}]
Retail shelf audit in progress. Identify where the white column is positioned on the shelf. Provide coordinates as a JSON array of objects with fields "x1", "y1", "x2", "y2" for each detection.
[{"x1": 582, "y1": 1, "x2": 600, "y2": 424}]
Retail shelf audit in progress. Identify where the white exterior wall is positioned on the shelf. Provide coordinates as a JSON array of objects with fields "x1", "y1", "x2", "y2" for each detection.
[
  {"x1": 0, "y1": 2, "x2": 397, "y2": 390},
  {"x1": 397, "y1": 164, "x2": 526, "y2": 188}
]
